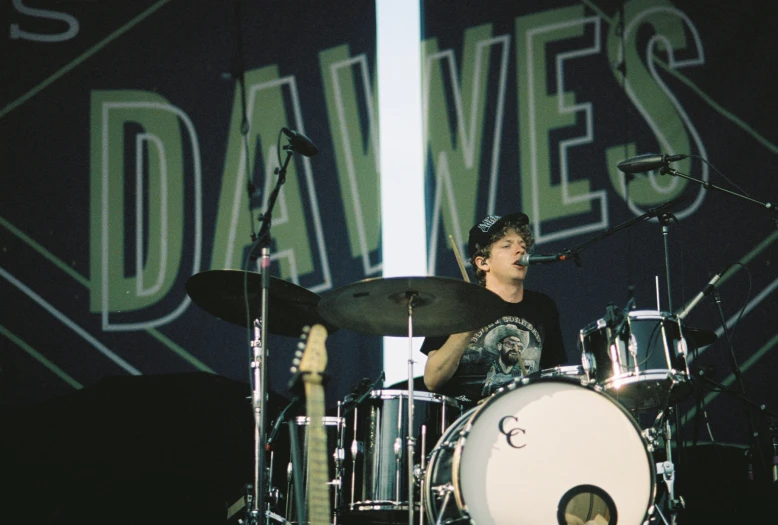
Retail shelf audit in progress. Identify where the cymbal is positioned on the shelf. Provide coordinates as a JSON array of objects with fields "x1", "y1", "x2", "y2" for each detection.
[
  {"x1": 186, "y1": 270, "x2": 332, "y2": 336},
  {"x1": 317, "y1": 276, "x2": 505, "y2": 337},
  {"x1": 685, "y1": 326, "x2": 717, "y2": 348}
]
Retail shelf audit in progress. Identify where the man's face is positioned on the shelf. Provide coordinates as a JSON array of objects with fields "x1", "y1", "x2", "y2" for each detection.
[
  {"x1": 498, "y1": 335, "x2": 524, "y2": 365},
  {"x1": 482, "y1": 229, "x2": 528, "y2": 286}
]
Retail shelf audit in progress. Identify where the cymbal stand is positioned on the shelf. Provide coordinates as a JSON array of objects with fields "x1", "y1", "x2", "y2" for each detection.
[
  {"x1": 247, "y1": 142, "x2": 294, "y2": 525},
  {"x1": 405, "y1": 292, "x2": 418, "y2": 525}
]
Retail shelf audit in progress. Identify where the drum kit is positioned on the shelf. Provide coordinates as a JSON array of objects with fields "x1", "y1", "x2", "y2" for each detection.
[{"x1": 186, "y1": 268, "x2": 722, "y2": 525}]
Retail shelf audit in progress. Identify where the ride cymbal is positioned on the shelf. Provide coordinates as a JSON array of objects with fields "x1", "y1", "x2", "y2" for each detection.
[{"x1": 318, "y1": 276, "x2": 505, "y2": 337}]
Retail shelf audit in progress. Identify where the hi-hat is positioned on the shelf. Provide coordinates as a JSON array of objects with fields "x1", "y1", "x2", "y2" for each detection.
[
  {"x1": 186, "y1": 270, "x2": 332, "y2": 336},
  {"x1": 318, "y1": 276, "x2": 506, "y2": 337}
]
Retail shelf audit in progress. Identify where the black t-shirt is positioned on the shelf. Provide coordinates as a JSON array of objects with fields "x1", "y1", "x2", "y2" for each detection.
[{"x1": 420, "y1": 289, "x2": 567, "y2": 403}]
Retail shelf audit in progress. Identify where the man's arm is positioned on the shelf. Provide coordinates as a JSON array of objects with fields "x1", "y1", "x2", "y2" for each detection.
[{"x1": 423, "y1": 331, "x2": 475, "y2": 391}]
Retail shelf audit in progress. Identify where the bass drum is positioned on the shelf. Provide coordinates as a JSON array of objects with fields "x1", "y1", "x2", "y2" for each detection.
[{"x1": 424, "y1": 376, "x2": 655, "y2": 525}]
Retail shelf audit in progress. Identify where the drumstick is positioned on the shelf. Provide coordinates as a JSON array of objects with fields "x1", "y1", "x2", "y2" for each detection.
[{"x1": 448, "y1": 235, "x2": 471, "y2": 283}]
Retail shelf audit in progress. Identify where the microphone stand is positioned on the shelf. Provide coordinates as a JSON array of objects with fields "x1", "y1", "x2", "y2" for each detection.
[
  {"x1": 710, "y1": 286, "x2": 773, "y2": 482},
  {"x1": 248, "y1": 147, "x2": 294, "y2": 525}
]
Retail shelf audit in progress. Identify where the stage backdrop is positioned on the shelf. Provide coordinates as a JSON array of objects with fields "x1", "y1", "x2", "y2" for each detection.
[
  {"x1": 2, "y1": 0, "x2": 777, "y2": 512},
  {"x1": 2, "y1": 0, "x2": 383, "y2": 411}
]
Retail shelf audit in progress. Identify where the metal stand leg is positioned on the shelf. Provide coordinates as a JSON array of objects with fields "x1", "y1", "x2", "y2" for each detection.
[
  {"x1": 432, "y1": 485, "x2": 454, "y2": 525},
  {"x1": 406, "y1": 293, "x2": 417, "y2": 525},
  {"x1": 655, "y1": 411, "x2": 685, "y2": 525}
]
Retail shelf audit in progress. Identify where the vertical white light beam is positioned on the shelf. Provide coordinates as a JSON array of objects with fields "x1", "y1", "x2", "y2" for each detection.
[{"x1": 376, "y1": 0, "x2": 427, "y2": 386}]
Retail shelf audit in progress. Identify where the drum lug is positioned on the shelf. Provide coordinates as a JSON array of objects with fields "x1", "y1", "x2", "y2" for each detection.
[
  {"x1": 642, "y1": 427, "x2": 660, "y2": 452},
  {"x1": 431, "y1": 482, "x2": 454, "y2": 498},
  {"x1": 265, "y1": 485, "x2": 282, "y2": 507},
  {"x1": 393, "y1": 436, "x2": 403, "y2": 459},
  {"x1": 350, "y1": 439, "x2": 363, "y2": 459},
  {"x1": 413, "y1": 463, "x2": 424, "y2": 485}
]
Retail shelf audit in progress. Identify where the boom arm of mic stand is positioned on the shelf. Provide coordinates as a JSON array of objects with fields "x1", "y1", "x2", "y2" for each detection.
[
  {"x1": 561, "y1": 196, "x2": 685, "y2": 258},
  {"x1": 661, "y1": 167, "x2": 778, "y2": 216}
]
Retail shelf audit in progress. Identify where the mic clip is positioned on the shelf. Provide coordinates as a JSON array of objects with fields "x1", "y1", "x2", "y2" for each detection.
[{"x1": 342, "y1": 372, "x2": 385, "y2": 413}]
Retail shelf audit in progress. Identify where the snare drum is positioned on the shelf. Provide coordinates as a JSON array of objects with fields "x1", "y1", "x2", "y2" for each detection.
[
  {"x1": 340, "y1": 390, "x2": 462, "y2": 524},
  {"x1": 579, "y1": 310, "x2": 691, "y2": 410},
  {"x1": 424, "y1": 377, "x2": 656, "y2": 525}
]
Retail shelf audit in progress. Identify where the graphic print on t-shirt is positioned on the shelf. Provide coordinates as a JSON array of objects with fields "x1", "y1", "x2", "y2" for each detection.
[{"x1": 468, "y1": 315, "x2": 543, "y2": 397}]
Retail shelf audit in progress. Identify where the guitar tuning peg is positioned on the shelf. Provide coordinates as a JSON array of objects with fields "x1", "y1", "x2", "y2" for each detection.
[
  {"x1": 290, "y1": 366, "x2": 298, "y2": 374},
  {"x1": 296, "y1": 342, "x2": 305, "y2": 350},
  {"x1": 292, "y1": 357, "x2": 301, "y2": 367},
  {"x1": 302, "y1": 325, "x2": 311, "y2": 334}
]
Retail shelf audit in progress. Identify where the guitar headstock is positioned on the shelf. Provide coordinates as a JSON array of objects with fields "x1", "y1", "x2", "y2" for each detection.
[{"x1": 291, "y1": 324, "x2": 328, "y2": 385}]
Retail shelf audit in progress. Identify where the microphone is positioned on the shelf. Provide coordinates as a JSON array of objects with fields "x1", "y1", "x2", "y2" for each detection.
[
  {"x1": 281, "y1": 127, "x2": 319, "y2": 157},
  {"x1": 266, "y1": 396, "x2": 300, "y2": 450},
  {"x1": 677, "y1": 264, "x2": 731, "y2": 320},
  {"x1": 517, "y1": 253, "x2": 571, "y2": 266},
  {"x1": 617, "y1": 153, "x2": 687, "y2": 173}
]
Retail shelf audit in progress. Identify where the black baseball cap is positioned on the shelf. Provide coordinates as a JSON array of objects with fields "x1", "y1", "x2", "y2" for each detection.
[{"x1": 467, "y1": 212, "x2": 530, "y2": 258}]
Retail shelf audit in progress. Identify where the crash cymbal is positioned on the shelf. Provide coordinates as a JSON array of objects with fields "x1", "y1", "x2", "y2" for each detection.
[
  {"x1": 186, "y1": 270, "x2": 332, "y2": 336},
  {"x1": 685, "y1": 326, "x2": 717, "y2": 348},
  {"x1": 317, "y1": 276, "x2": 505, "y2": 337}
]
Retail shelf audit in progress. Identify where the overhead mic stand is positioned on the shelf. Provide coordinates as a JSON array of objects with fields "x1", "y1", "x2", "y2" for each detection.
[
  {"x1": 661, "y1": 163, "x2": 778, "y2": 489},
  {"x1": 246, "y1": 141, "x2": 295, "y2": 525}
]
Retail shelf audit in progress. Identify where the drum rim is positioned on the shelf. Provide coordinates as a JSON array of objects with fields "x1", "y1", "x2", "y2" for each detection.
[
  {"x1": 580, "y1": 309, "x2": 682, "y2": 335},
  {"x1": 450, "y1": 375, "x2": 657, "y2": 523},
  {"x1": 292, "y1": 415, "x2": 344, "y2": 425},
  {"x1": 367, "y1": 389, "x2": 462, "y2": 407},
  {"x1": 540, "y1": 364, "x2": 586, "y2": 376},
  {"x1": 422, "y1": 404, "x2": 478, "y2": 524}
]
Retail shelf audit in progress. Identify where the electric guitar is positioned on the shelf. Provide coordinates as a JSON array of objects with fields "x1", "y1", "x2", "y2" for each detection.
[{"x1": 292, "y1": 324, "x2": 331, "y2": 525}]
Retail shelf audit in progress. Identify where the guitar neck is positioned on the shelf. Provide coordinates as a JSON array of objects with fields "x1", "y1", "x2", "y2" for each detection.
[{"x1": 304, "y1": 379, "x2": 331, "y2": 525}]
